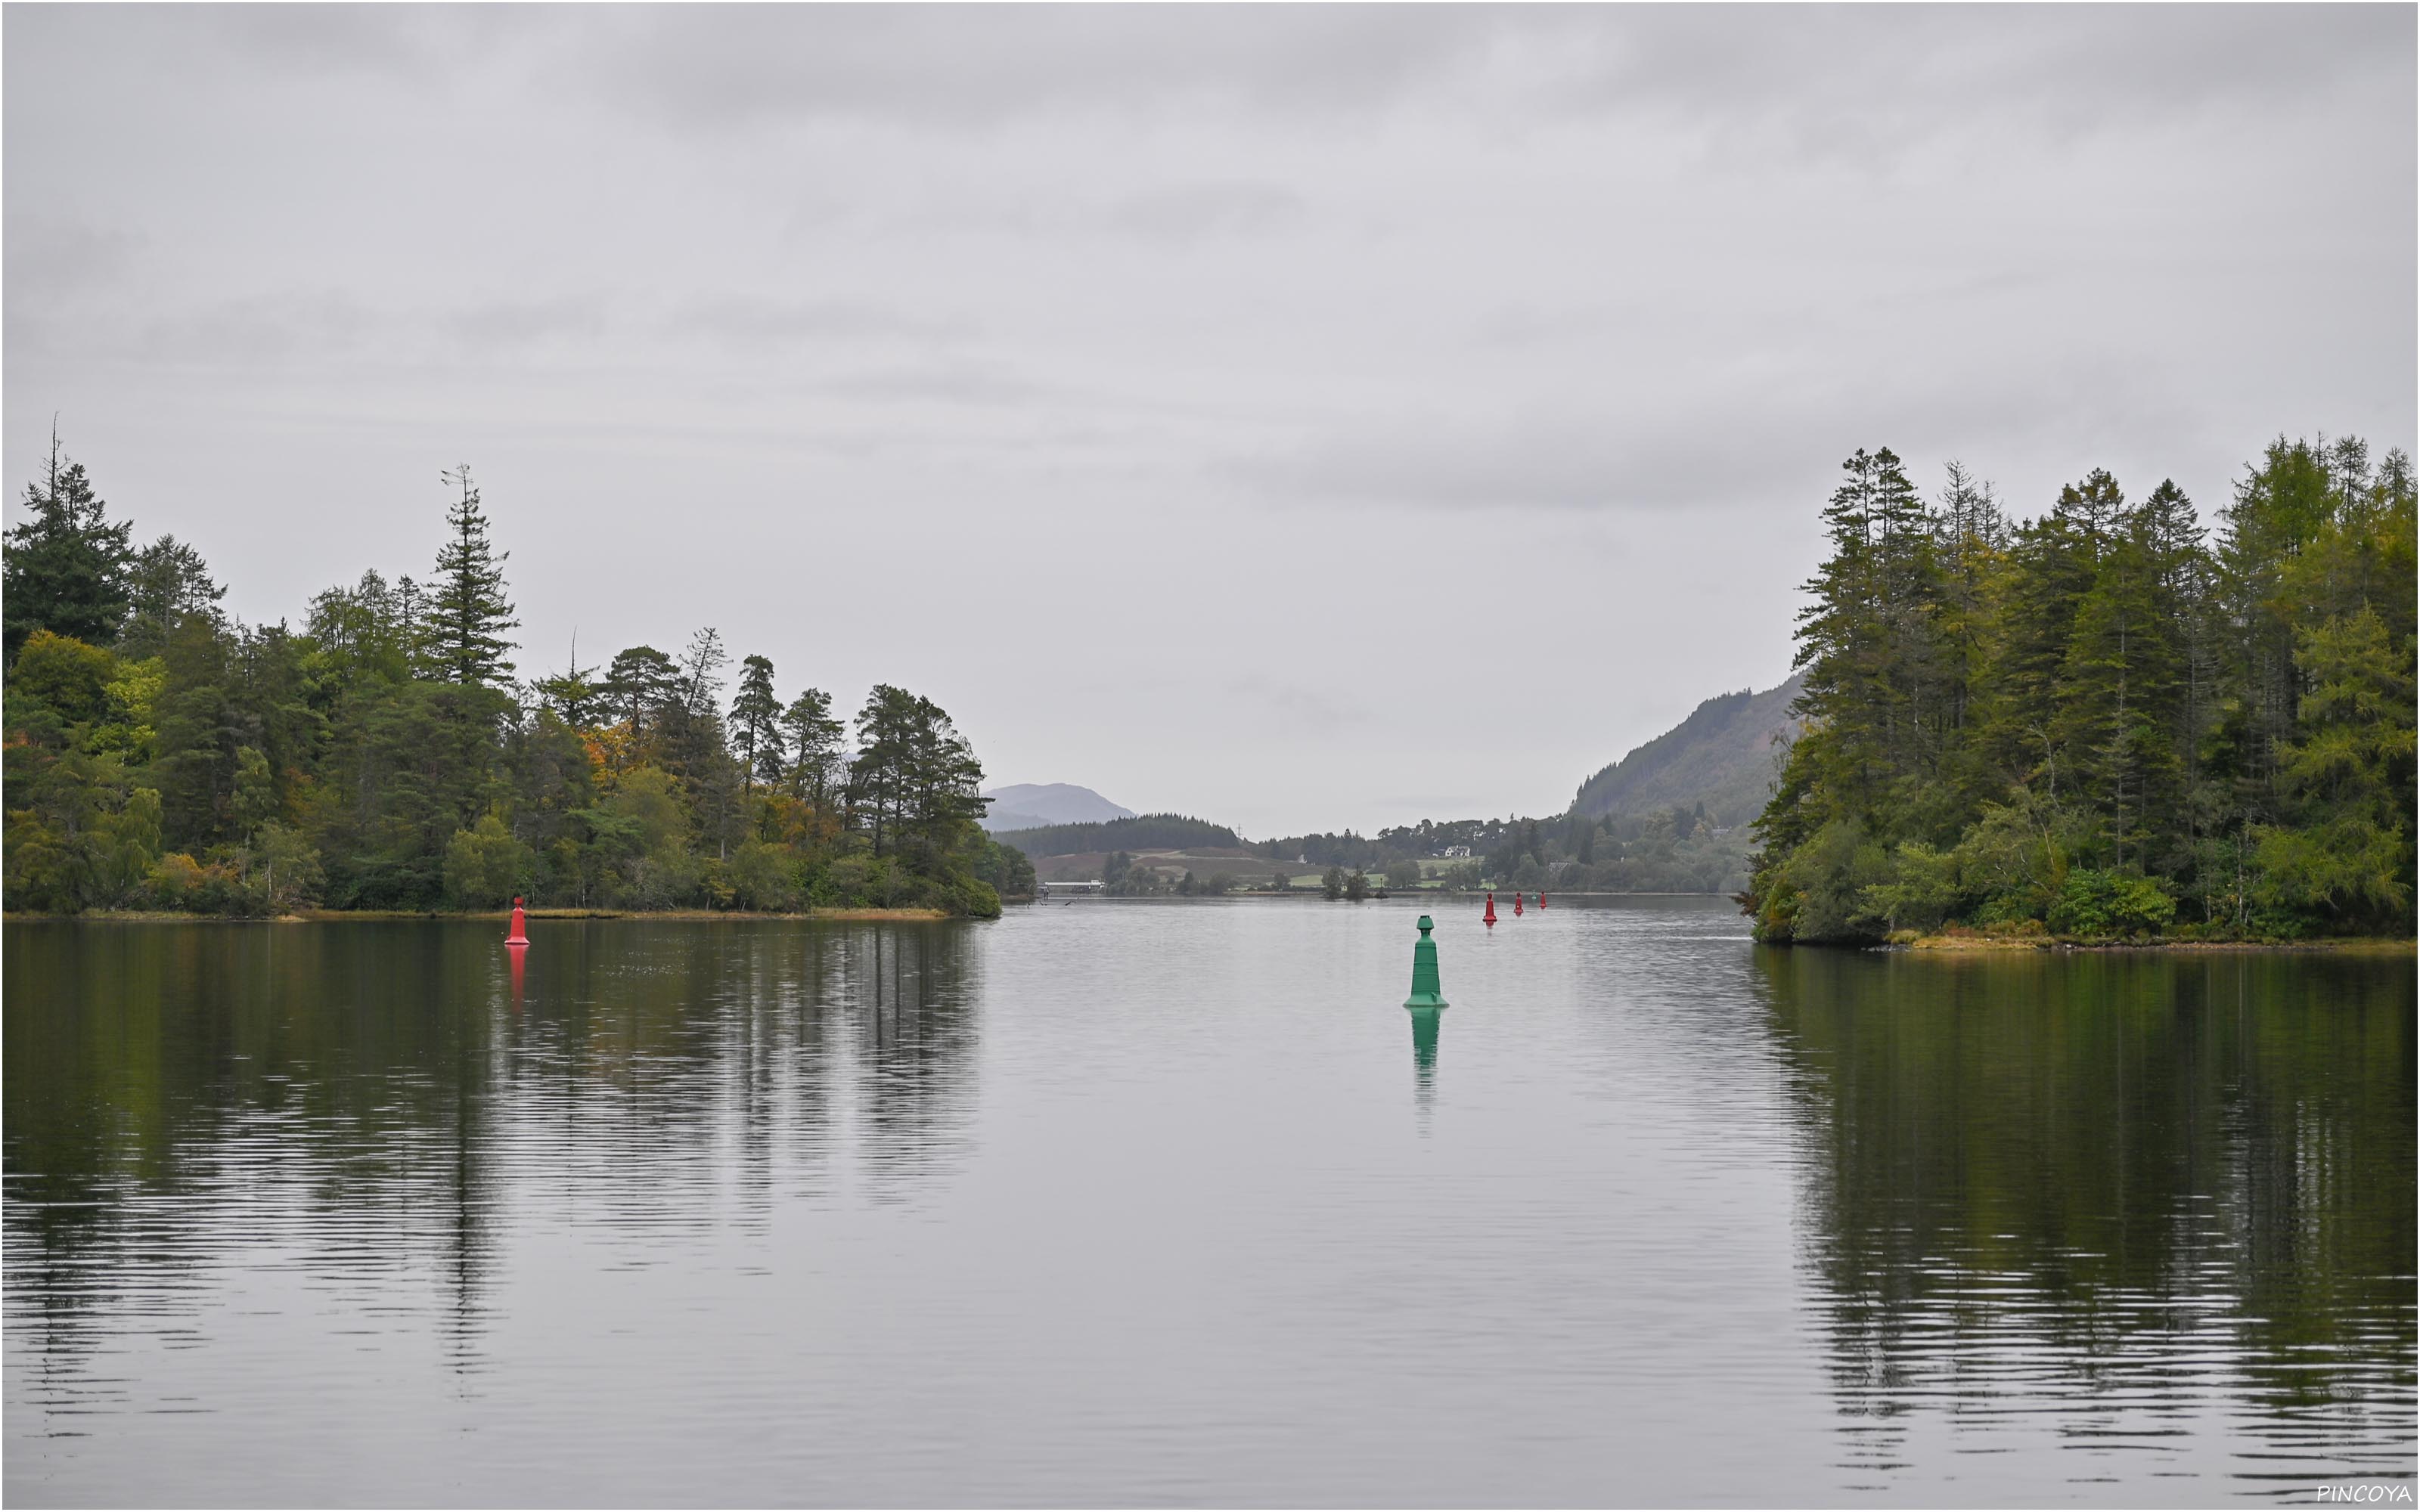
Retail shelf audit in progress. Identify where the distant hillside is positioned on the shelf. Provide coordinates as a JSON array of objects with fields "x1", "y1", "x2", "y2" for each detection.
[
  {"x1": 1571, "y1": 673, "x2": 1806, "y2": 828},
  {"x1": 982, "y1": 783, "x2": 1137, "y2": 832},
  {"x1": 1001, "y1": 813, "x2": 1243, "y2": 858}
]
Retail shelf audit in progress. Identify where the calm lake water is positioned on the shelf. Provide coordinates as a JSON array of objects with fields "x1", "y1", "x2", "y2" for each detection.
[{"x1": 5, "y1": 899, "x2": 2413, "y2": 1506}]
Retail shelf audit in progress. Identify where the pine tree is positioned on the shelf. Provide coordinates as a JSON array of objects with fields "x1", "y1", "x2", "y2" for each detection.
[
  {"x1": 781, "y1": 688, "x2": 845, "y2": 809},
  {"x1": 657, "y1": 627, "x2": 731, "y2": 786},
  {"x1": 848, "y1": 684, "x2": 918, "y2": 857},
  {"x1": 728, "y1": 655, "x2": 784, "y2": 792},
  {"x1": 677, "y1": 627, "x2": 728, "y2": 717},
  {"x1": 605, "y1": 644, "x2": 679, "y2": 758},
  {"x1": 422, "y1": 466, "x2": 519, "y2": 688},
  {"x1": 4, "y1": 426, "x2": 135, "y2": 657}
]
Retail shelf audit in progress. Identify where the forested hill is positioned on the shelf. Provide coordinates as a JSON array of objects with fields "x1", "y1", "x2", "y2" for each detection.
[
  {"x1": 1001, "y1": 813, "x2": 1242, "y2": 858},
  {"x1": 1571, "y1": 674, "x2": 1805, "y2": 827}
]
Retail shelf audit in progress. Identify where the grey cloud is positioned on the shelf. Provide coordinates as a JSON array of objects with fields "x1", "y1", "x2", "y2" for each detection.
[
  {"x1": 1221, "y1": 413, "x2": 1810, "y2": 514},
  {"x1": 521, "y1": 6, "x2": 2409, "y2": 159},
  {"x1": 802, "y1": 361, "x2": 1055, "y2": 409},
  {"x1": 1522, "y1": 7, "x2": 2412, "y2": 160},
  {"x1": 435, "y1": 294, "x2": 613, "y2": 353},
  {"x1": 1217, "y1": 349, "x2": 2220, "y2": 517},
  {"x1": 1103, "y1": 181, "x2": 1308, "y2": 243},
  {"x1": 559, "y1": 7, "x2": 1507, "y2": 132},
  {"x1": 672, "y1": 295, "x2": 974, "y2": 353},
  {"x1": 139, "y1": 291, "x2": 378, "y2": 365},
  {"x1": 1228, "y1": 674, "x2": 1373, "y2": 736},
  {"x1": 3, "y1": 215, "x2": 147, "y2": 299},
  {"x1": 7, "y1": 5, "x2": 531, "y2": 89}
]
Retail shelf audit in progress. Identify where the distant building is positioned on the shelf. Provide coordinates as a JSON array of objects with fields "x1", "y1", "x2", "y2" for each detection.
[{"x1": 1442, "y1": 845, "x2": 1472, "y2": 858}]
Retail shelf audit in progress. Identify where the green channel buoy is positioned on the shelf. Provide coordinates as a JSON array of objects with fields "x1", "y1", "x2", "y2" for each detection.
[{"x1": 1404, "y1": 915, "x2": 1448, "y2": 1009}]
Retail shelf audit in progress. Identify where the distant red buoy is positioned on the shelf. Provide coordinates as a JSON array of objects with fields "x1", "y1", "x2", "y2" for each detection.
[
  {"x1": 1539, "y1": 891, "x2": 1547, "y2": 909},
  {"x1": 1483, "y1": 891, "x2": 1497, "y2": 926},
  {"x1": 506, "y1": 896, "x2": 529, "y2": 947},
  {"x1": 1513, "y1": 892, "x2": 1525, "y2": 916}
]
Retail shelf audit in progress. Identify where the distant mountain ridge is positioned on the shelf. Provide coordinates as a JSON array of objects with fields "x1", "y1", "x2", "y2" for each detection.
[
  {"x1": 1571, "y1": 673, "x2": 1806, "y2": 828},
  {"x1": 982, "y1": 782, "x2": 1137, "y2": 832}
]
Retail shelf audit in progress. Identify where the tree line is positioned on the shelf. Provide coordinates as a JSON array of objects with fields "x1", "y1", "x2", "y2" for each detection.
[
  {"x1": 1249, "y1": 811, "x2": 1748, "y2": 896},
  {"x1": 3, "y1": 438, "x2": 1033, "y2": 917},
  {"x1": 1745, "y1": 435, "x2": 2413, "y2": 943},
  {"x1": 1000, "y1": 813, "x2": 1241, "y2": 858}
]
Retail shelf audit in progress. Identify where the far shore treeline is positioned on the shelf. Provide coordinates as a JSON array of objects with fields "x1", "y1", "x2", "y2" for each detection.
[
  {"x1": 6, "y1": 430, "x2": 2412, "y2": 940},
  {"x1": 2, "y1": 440, "x2": 1035, "y2": 918}
]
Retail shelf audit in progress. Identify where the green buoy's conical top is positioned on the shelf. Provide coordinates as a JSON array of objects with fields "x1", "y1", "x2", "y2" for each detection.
[{"x1": 1404, "y1": 915, "x2": 1447, "y2": 1009}]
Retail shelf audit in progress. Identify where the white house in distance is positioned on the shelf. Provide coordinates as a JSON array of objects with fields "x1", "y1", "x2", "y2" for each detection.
[{"x1": 1442, "y1": 845, "x2": 1472, "y2": 859}]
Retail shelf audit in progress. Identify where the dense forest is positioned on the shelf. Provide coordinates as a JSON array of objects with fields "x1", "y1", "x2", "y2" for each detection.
[
  {"x1": 1002, "y1": 813, "x2": 1241, "y2": 858},
  {"x1": 2, "y1": 440, "x2": 1034, "y2": 918},
  {"x1": 1745, "y1": 435, "x2": 2415, "y2": 943}
]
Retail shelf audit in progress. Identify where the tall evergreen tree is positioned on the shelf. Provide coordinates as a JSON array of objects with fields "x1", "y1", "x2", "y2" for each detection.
[
  {"x1": 421, "y1": 465, "x2": 519, "y2": 689},
  {"x1": 781, "y1": 688, "x2": 845, "y2": 809},
  {"x1": 604, "y1": 645, "x2": 680, "y2": 758},
  {"x1": 728, "y1": 655, "x2": 784, "y2": 792},
  {"x1": 4, "y1": 428, "x2": 135, "y2": 657}
]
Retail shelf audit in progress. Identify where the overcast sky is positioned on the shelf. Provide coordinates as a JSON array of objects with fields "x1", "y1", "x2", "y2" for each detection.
[{"x1": 6, "y1": 5, "x2": 2412, "y2": 837}]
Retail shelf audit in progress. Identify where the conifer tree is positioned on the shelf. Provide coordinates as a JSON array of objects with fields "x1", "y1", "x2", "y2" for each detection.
[
  {"x1": 532, "y1": 637, "x2": 604, "y2": 728},
  {"x1": 422, "y1": 466, "x2": 519, "y2": 689},
  {"x1": 4, "y1": 427, "x2": 135, "y2": 657},
  {"x1": 781, "y1": 688, "x2": 846, "y2": 810},
  {"x1": 119, "y1": 535, "x2": 226, "y2": 659},
  {"x1": 605, "y1": 644, "x2": 679, "y2": 760},
  {"x1": 728, "y1": 655, "x2": 784, "y2": 792}
]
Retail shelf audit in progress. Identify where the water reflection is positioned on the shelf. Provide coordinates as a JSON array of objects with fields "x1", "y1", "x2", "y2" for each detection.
[
  {"x1": 1754, "y1": 947, "x2": 2417, "y2": 1492},
  {"x1": 3, "y1": 919, "x2": 983, "y2": 1402},
  {"x1": 8, "y1": 909, "x2": 2411, "y2": 1504},
  {"x1": 1407, "y1": 1005, "x2": 1442, "y2": 1108}
]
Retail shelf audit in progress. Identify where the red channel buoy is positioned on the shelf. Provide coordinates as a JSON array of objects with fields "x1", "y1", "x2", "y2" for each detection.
[
  {"x1": 506, "y1": 896, "x2": 529, "y2": 947},
  {"x1": 1513, "y1": 892, "x2": 1525, "y2": 916},
  {"x1": 1483, "y1": 891, "x2": 1497, "y2": 926},
  {"x1": 1539, "y1": 891, "x2": 1548, "y2": 909}
]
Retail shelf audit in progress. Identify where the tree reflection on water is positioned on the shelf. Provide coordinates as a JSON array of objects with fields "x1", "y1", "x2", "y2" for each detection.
[
  {"x1": 1753, "y1": 947, "x2": 2416, "y2": 1487},
  {"x1": 3, "y1": 919, "x2": 984, "y2": 1377}
]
